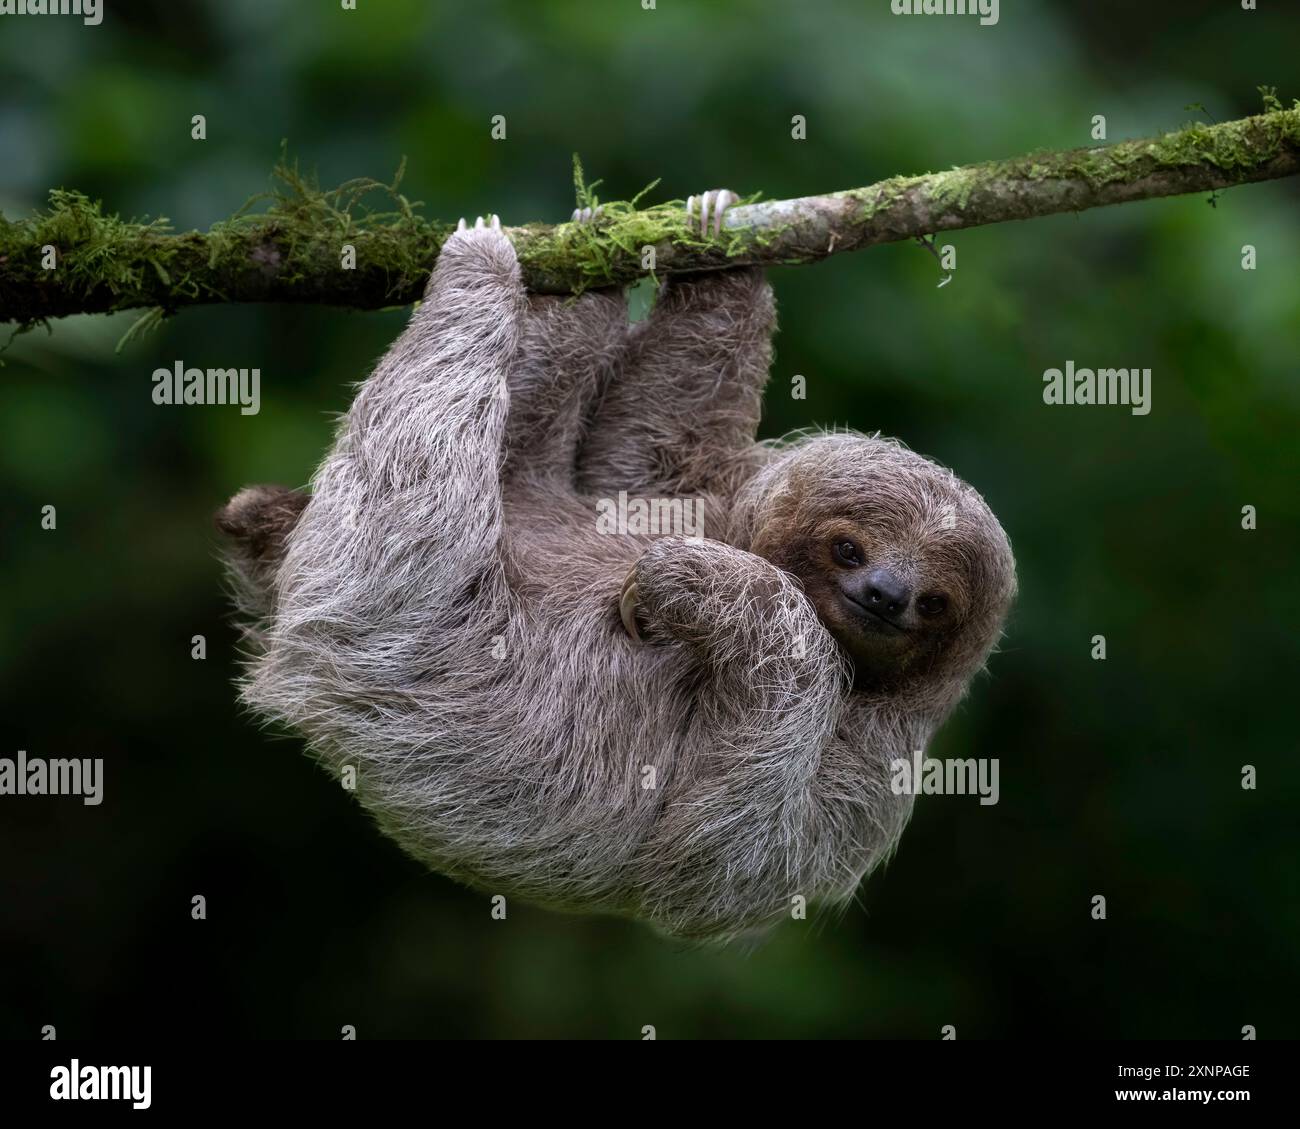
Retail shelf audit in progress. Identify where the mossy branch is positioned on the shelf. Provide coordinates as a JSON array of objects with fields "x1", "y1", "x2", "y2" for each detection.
[{"x1": 2, "y1": 107, "x2": 1298, "y2": 326}]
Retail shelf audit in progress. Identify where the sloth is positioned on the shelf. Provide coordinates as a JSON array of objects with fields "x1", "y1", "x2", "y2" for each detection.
[{"x1": 218, "y1": 191, "x2": 1016, "y2": 942}]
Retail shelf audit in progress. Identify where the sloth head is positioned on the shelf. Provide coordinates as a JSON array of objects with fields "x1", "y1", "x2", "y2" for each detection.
[{"x1": 737, "y1": 434, "x2": 1016, "y2": 701}]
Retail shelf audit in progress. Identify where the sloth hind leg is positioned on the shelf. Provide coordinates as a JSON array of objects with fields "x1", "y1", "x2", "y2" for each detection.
[
  {"x1": 575, "y1": 267, "x2": 774, "y2": 498},
  {"x1": 215, "y1": 483, "x2": 309, "y2": 623},
  {"x1": 504, "y1": 288, "x2": 628, "y2": 486}
]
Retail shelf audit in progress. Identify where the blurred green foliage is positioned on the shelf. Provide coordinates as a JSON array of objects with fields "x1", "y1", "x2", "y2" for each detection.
[{"x1": 1, "y1": 0, "x2": 1296, "y2": 1039}]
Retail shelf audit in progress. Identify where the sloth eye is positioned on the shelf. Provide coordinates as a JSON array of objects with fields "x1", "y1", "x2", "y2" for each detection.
[
  {"x1": 917, "y1": 594, "x2": 948, "y2": 617},
  {"x1": 832, "y1": 540, "x2": 862, "y2": 568}
]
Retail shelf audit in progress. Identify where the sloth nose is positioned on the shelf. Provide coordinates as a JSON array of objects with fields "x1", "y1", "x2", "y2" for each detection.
[{"x1": 862, "y1": 569, "x2": 912, "y2": 618}]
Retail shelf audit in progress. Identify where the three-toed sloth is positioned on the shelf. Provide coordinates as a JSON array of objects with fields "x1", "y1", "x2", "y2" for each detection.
[{"x1": 219, "y1": 194, "x2": 1016, "y2": 942}]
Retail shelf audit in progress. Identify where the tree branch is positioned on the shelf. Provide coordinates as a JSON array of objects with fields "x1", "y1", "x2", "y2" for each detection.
[{"x1": 2, "y1": 107, "x2": 1297, "y2": 324}]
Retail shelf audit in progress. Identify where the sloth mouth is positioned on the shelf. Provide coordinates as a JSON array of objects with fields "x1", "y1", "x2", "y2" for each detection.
[{"x1": 841, "y1": 593, "x2": 908, "y2": 634}]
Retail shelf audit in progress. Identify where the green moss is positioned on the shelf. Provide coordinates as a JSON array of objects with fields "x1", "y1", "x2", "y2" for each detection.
[
  {"x1": 1055, "y1": 106, "x2": 1300, "y2": 185},
  {"x1": 0, "y1": 150, "x2": 448, "y2": 326},
  {"x1": 927, "y1": 166, "x2": 983, "y2": 213},
  {"x1": 4, "y1": 189, "x2": 168, "y2": 296},
  {"x1": 204, "y1": 150, "x2": 444, "y2": 293},
  {"x1": 853, "y1": 174, "x2": 922, "y2": 222},
  {"x1": 522, "y1": 166, "x2": 773, "y2": 292},
  {"x1": 1, "y1": 151, "x2": 790, "y2": 316},
  {"x1": 3, "y1": 110, "x2": 1297, "y2": 322},
  {"x1": 872, "y1": 106, "x2": 1300, "y2": 222}
]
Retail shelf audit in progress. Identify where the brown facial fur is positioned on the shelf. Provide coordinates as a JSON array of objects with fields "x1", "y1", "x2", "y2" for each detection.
[{"x1": 741, "y1": 436, "x2": 1015, "y2": 703}]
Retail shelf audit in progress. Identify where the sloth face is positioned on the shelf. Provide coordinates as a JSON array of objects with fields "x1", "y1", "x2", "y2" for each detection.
[
  {"x1": 796, "y1": 518, "x2": 970, "y2": 685},
  {"x1": 746, "y1": 437, "x2": 1015, "y2": 693}
]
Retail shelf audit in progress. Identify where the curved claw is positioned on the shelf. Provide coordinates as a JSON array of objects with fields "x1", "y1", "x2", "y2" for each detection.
[
  {"x1": 686, "y1": 188, "x2": 739, "y2": 237},
  {"x1": 619, "y1": 570, "x2": 643, "y2": 643},
  {"x1": 456, "y1": 214, "x2": 502, "y2": 235}
]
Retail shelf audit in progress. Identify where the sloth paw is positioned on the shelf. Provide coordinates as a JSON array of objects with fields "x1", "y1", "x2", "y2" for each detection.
[
  {"x1": 570, "y1": 205, "x2": 603, "y2": 223},
  {"x1": 686, "y1": 188, "x2": 739, "y2": 237},
  {"x1": 438, "y1": 213, "x2": 516, "y2": 281}
]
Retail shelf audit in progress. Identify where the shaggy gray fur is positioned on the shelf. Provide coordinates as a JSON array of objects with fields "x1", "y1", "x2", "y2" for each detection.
[{"x1": 220, "y1": 219, "x2": 1016, "y2": 942}]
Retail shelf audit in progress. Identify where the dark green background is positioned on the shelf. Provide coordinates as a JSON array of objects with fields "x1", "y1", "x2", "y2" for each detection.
[{"x1": 1, "y1": 0, "x2": 1296, "y2": 1039}]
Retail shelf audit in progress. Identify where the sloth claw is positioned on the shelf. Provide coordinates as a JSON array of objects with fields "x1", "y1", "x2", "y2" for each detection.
[
  {"x1": 619, "y1": 570, "x2": 643, "y2": 643},
  {"x1": 686, "y1": 188, "x2": 739, "y2": 237},
  {"x1": 454, "y1": 214, "x2": 503, "y2": 236}
]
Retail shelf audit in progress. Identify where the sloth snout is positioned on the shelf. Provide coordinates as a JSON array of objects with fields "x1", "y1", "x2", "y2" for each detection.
[{"x1": 849, "y1": 568, "x2": 912, "y2": 620}]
